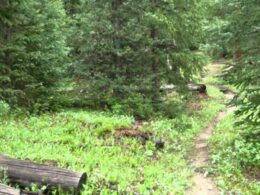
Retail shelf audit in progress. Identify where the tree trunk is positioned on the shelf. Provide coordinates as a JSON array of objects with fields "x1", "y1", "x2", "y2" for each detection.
[
  {"x1": 0, "y1": 184, "x2": 20, "y2": 195},
  {"x1": 150, "y1": 0, "x2": 161, "y2": 103},
  {"x1": 0, "y1": 156, "x2": 86, "y2": 195},
  {"x1": 160, "y1": 83, "x2": 207, "y2": 94},
  {"x1": 111, "y1": 0, "x2": 123, "y2": 72},
  {"x1": 111, "y1": 0, "x2": 126, "y2": 97},
  {"x1": 187, "y1": 83, "x2": 207, "y2": 94}
]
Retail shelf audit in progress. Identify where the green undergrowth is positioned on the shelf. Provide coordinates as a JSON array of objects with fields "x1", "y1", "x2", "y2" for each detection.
[
  {"x1": 0, "y1": 86, "x2": 225, "y2": 194},
  {"x1": 204, "y1": 75, "x2": 238, "y2": 93},
  {"x1": 209, "y1": 113, "x2": 260, "y2": 195},
  {"x1": 203, "y1": 61, "x2": 238, "y2": 93}
]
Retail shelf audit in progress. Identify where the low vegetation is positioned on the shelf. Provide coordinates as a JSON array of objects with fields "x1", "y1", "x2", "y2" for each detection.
[
  {"x1": 0, "y1": 0, "x2": 259, "y2": 194},
  {"x1": 0, "y1": 86, "x2": 225, "y2": 194},
  {"x1": 210, "y1": 113, "x2": 260, "y2": 195}
]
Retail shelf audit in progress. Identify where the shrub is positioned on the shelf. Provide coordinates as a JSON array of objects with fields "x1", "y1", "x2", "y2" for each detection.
[
  {"x1": 0, "y1": 101, "x2": 10, "y2": 117},
  {"x1": 112, "y1": 93, "x2": 154, "y2": 119}
]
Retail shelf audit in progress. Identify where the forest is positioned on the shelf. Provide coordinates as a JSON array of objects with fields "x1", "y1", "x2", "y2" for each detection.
[{"x1": 0, "y1": 0, "x2": 259, "y2": 194}]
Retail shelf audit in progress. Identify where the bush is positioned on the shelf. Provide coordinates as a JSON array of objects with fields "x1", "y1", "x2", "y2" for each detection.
[
  {"x1": 0, "y1": 101, "x2": 10, "y2": 117},
  {"x1": 210, "y1": 113, "x2": 260, "y2": 194},
  {"x1": 234, "y1": 139, "x2": 260, "y2": 168},
  {"x1": 112, "y1": 93, "x2": 154, "y2": 119},
  {"x1": 157, "y1": 100, "x2": 186, "y2": 119}
]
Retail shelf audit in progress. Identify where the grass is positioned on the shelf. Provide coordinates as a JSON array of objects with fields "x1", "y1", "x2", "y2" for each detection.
[
  {"x1": 0, "y1": 61, "x2": 230, "y2": 194},
  {"x1": 203, "y1": 60, "x2": 239, "y2": 93},
  {"x1": 0, "y1": 85, "x2": 225, "y2": 194},
  {"x1": 203, "y1": 61, "x2": 260, "y2": 195},
  {"x1": 209, "y1": 113, "x2": 260, "y2": 195}
]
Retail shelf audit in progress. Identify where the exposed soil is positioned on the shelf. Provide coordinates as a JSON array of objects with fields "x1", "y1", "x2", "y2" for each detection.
[
  {"x1": 245, "y1": 167, "x2": 260, "y2": 182},
  {"x1": 187, "y1": 102, "x2": 203, "y2": 111},
  {"x1": 115, "y1": 120, "x2": 152, "y2": 144},
  {"x1": 206, "y1": 60, "x2": 226, "y2": 77},
  {"x1": 187, "y1": 61, "x2": 236, "y2": 195},
  {"x1": 187, "y1": 105, "x2": 236, "y2": 195}
]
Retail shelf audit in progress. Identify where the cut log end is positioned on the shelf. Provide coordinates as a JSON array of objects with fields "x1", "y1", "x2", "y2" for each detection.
[
  {"x1": 187, "y1": 83, "x2": 207, "y2": 94},
  {"x1": 76, "y1": 172, "x2": 87, "y2": 194}
]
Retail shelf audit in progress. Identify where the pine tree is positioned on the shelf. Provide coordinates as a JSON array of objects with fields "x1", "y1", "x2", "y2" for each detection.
[
  {"x1": 0, "y1": 0, "x2": 69, "y2": 111},
  {"x1": 70, "y1": 0, "x2": 207, "y2": 117},
  {"x1": 63, "y1": 0, "x2": 81, "y2": 15},
  {"x1": 212, "y1": 0, "x2": 260, "y2": 167},
  {"x1": 223, "y1": 0, "x2": 260, "y2": 129}
]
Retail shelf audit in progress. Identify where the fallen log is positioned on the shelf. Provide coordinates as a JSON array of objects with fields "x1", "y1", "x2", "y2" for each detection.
[
  {"x1": 160, "y1": 83, "x2": 207, "y2": 94},
  {"x1": 20, "y1": 191, "x2": 41, "y2": 195},
  {"x1": 0, "y1": 184, "x2": 20, "y2": 195},
  {"x1": 187, "y1": 83, "x2": 207, "y2": 94},
  {"x1": 0, "y1": 156, "x2": 86, "y2": 195}
]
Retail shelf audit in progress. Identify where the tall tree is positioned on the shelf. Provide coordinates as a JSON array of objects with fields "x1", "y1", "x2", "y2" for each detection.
[
  {"x1": 0, "y1": 0, "x2": 68, "y2": 111},
  {"x1": 211, "y1": 0, "x2": 260, "y2": 168},
  {"x1": 70, "y1": 0, "x2": 207, "y2": 116},
  {"x1": 223, "y1": 0, "x2": 260, "y2": 130}
]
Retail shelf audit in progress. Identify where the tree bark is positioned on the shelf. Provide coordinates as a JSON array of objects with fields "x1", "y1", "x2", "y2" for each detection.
[
  {"x1": 160, "y1": 83, "x2": 207, "y2": 94},
  {"x1": 0, "y1": 184, "x2": 20, "y2": 195},
  {"x1": 150, "y1": 0, "x2": 161, "y2": 103},
  {"x1": 0, "y1": 156, "x2": 86, "y2": 195},
  {"x1": 187, "y1": 83, "x2": 207, "y2": 94},
  {"x1": 111, "y1": 0, "x2": 123, "y2": 73}
]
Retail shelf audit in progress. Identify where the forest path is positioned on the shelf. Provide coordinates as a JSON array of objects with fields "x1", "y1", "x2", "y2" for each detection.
[{"x1": 187, "y1": 61, "x2": 236, "y2": 195}]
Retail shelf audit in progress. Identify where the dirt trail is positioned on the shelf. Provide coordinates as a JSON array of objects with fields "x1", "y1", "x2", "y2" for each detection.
[
  {"x1": 187, "y1": 62, "x2": 236, "y2": 195},
  {"x1": 187, "y1": 104, "x2": 235, "y2": 195}
]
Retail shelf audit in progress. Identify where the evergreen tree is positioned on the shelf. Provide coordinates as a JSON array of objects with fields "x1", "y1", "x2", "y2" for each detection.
[
  {"x1": 0, "y1": 0, "x2": 69, "y2": 111},
  {"x1": 70, "y1": 0, "x2": 207, "y2": 116},
  {"x1": 223, "y1": 0, "x2": 260, "y2": 130},
  {"x1": 63, "y1": 0, "x2": 81, "y2": 15},
  {"x1": 212, "y1": 0, "x2": 260, "y2": 167},
  {"x1": 203, "y1": 0, "x2": 232, "y2": 58}
]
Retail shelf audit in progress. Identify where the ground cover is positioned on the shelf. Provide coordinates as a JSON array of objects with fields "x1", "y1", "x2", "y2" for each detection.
[{"x1": 0, "y1": 85, "x2": 225, "y2": 194}]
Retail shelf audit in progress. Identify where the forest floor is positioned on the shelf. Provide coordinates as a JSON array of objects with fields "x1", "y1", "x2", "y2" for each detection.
[
  {"x1": 187, "y1": 61, "x2": 236, "y2": 195},
  {"x1": 187, "y1": 61, "x2": 260, "y2": 195},
  {"x1": 1, "y1": 61, "x2": 258, "y2": 194},
  {"x1": 187, "y1": 104, "x2": 236, "y2": 195},
  {"x1": 187, "y1": 88, "x2": 235, "y2": 195}
]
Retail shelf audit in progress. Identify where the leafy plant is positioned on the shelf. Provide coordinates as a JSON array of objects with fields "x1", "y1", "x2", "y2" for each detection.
[
  {"x1": 210, "y1": 113, "x2": 260, "y2": 194},
  {"x1": 0, "y1": 167, "x2": 9, "y2": 184},
  {"x1": 0, "y1": 101, "x2": 10, "y2": 117},
  {"x1": 0, "y1": 85, "x2": 225, "y2": 194}
]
